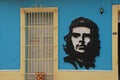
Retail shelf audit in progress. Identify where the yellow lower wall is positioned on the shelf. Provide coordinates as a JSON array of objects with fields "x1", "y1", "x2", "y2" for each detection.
[
  {"x1": 57, "y1": 70, "x2": 118, "y2": 80},
  {"x1": 0, "y1": 70, "x2": 118, "y2": 80},
  {"x1": 0, "y1": 71, "x2": 24, "y2": 80}
]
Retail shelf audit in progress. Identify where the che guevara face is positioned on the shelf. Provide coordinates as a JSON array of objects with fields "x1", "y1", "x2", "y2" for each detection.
[{"x1": 71, "y1": 27, "x2": 91, "y2": 53}]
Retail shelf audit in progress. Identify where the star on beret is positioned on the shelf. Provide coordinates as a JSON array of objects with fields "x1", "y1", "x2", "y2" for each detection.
[{"x1": 79, "y1": 20, "x2": 84, "y2": 23}]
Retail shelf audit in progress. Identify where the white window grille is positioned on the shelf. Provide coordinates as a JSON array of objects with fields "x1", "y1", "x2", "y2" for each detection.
[{"x1": 20, "y1": 8, "x2": 58, "y2": 80}]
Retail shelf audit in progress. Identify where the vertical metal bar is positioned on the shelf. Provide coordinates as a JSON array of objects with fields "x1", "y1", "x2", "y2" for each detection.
[
  {"x1": 39, "y1": 11, "x2": 41, "y2": 73},
  {"x1": 48, "y1": 10, "x2": 50, "y2": 79},
  {"x1": 47, "y1": 12, "x2": 50, "y2": 75},
  {"x1": 33, "y1": 11, "x2": 35, "y2": 74},
  {"x1": 45, "y1": 11, "x2": 46, "y2": 74},
  {"x1": 38, "y1": 12, "x2": 40, "y2": 73},
  {"x1": 47, "y1": 11, "x2": 48, "y2": 74},
  {"x1": 51, "y1": 11, "x2": 53, "y2": 80},
  {"x1": 43, "y1": 10, "x2": 45, "y2": 76},
  {"x1": 27, "y1": 12, "x2": 30, "y2": 75},
  {"x1": 29, "y1": 12, "x2": 31, "y2": 74},
  {"x1": 30, "y1": 11, "x2": 32, "y2": 74},
  {"x1": 38, "y1": 12, "x2": 39, "y2": 73},
  {"x1": 43, "y1": 11, "x2": 45, "y2": 73},
  {"x1": 48, "y1": 11, "x2": 50, "y2": 75},
  {"x1": 26, "y1": 12, "x2": 27, "y2": 75},
  {"x1": 25, "y1": 12, "x2": 27, "y2": 78},
  {"x1": 49, "y1": 11, "x2": 52, "y2": 78},
  {"x1": 37, "y1": 11, "x2": 39, "y2": 73},
  {"x1": 36, "y1": 11, "x2": 38, "y2": 73},
  {"x1": 52, "y1": 11, "x2": 54, "y2": 80},
  {"x1": 41, "y1": 9, "x2": 43, "y2": 73}
]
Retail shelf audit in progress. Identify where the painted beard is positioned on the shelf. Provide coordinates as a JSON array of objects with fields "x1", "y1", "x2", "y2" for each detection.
[
  {"x1": 64, "y1": 49, "x2": 95, "y2": 70},
  {"x1": 67, "y1": 50, "x2": 95, "y2": 69},
  {"x1": 74, "y1": 44, "x2": 92, "y2": 61}
]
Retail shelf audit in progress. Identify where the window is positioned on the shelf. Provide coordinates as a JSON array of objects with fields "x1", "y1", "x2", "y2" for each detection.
[{"x1": 20, "y1": 8, "x2": 58, "y2": 80}]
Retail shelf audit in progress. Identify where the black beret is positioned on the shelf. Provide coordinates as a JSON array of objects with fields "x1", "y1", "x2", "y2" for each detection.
[{"x1": 69, "y1": 17, "x2": 98, "y2": 30}]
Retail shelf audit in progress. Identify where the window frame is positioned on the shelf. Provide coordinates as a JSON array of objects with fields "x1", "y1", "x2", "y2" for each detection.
[{"x1": 20, "y1": 7, "x2": 58, "y2": 80}]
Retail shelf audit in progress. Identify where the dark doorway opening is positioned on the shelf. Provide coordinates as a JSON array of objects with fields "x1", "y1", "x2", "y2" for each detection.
[{"x1": 118, "y1": 23, "x2": 120, "y2": 80}]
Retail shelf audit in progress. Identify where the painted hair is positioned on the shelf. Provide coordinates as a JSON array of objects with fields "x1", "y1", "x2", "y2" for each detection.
[{"x1": 63, "y1": 17, "x2": 100, "y2": 69}]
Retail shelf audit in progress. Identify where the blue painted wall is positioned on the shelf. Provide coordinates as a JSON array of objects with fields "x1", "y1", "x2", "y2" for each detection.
[{"x1": 0, "y1": 0, "x2": 119, "y2": 70}]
